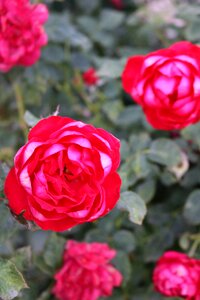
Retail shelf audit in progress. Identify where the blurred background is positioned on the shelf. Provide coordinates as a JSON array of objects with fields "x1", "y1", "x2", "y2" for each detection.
[{"x1": 1, "y1": 0, "x2": 200, "y2": 299}]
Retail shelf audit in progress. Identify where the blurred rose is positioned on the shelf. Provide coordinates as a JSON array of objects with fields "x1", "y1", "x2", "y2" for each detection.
[
  {"x1": 4, "y1": 116, "x2": 121, "y2": 231},
  {"x1": 0, "y1": 0, "x2": 48, "y2": 72},
  {"x1": 110, "y1": 0, "x2": 123, "y2": 9},
  {"x1": 82, "y1": 68, "x2": 99, "y2": 86},
  {"x1": 153, "y1": 251, "x2": 200, "y2": 299},
  {"x1": 52, "y1": 240, "x2": 123, "y2": 300},
  {"x1": 122, "y1": 41, "x2": 200, "y2": 130}
]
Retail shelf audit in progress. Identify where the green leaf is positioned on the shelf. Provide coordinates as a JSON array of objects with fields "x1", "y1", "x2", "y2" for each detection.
[
  {"x1": 102, "y1": 100, "x2": 123, "y2": 124},
  {"x1": 85, "y1": 229, "x2": 109, "y2": 243},
  {"x1": 37, "y1": 288, "x2": 52, "y2": 300},
  {"x1": 131, "y1": 153, "x2": 153, "y2": 180},
  {"x1": 179, "y1": 233, "x2": 190, "y2": 251},
  {"x1": 184, "y1": 19, "x2": 200, "y2": 41},
  {"x1": 46, "y1": 13, "x2": 91, "y2": 50},
  {"x1": 147, "y1": 138, "x2": 182, "y2": 167},
  {"x1": 183, "y1": 190, "x2": 200, "y2": 225},
  {"x1": 113, "y1": 230, "x2": 136, "y2": 253},
  {"x1": 181, "y1": 167, "x2": 200, "y2": 188},
  {"x1": 11, "y1": 247, "x2": 32, "y2": 272},
  {"x1": 136, "y1": 178, "x2": 156, "y2": 203},
  {"x1": 0, "y1": 203, "x2": 18, "y2": 243},
  {"x1": 0, "y1": 163, "x2": 8, "y2": 192},
  {"x1": 75, "y1": 0, "x2": 100, "y2": 13},
  {"x1": 97, "y1": 59, "x2": 125, "y2": 79},
  {"x1": 117, "y1": 191, "x2": 147, "y2": 225},
  {"x1": 99, "y1": 9, "x2": 125, "y2": 30},
  {"x1": 24, "y1": 111, "x2": 40, "y2": 127},
  {"x1": 181, "y1": 123, "x2": 200, "y2": 148},
  {"x1": 160, "y1": 170, "x2": 177, "y2": 186},
  {"x1": 120, "y1": 140, "x2": 130, "y2": 161},
  {"x1": 129, "y1": 133, "x2": 151, "y2": 153},
  {"x1": 144, "y1": 228, "x2": 175, "y2": 262},
  {"x1": 42, "y1": 45, "x2": 65, "y2": 64},
  {"x1": 112, "y1": 251, "x2": 131, "y2": 285},
  {"x1": 43, "y1": 233, "x2": 65, "y2": 271},
  {"x1": 0, "y1": 259, "x2": 27, "y2": 300},
  {"x1": 117, "y1": 106, "x2": 143, "y2": 129}
]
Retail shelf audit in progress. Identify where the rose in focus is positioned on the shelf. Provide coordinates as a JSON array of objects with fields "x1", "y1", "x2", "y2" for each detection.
[
  {"x1": 0, "y1": 0, "x2": 48, "y2": 72},
  {"x1": 52, "y1": 240, "x2": 123, "y2": 300},
  {"x1": 82, "y1": 68, "x2": 99, "y2": 86},
  {"x1": 122, "y1": 41, "x2": 200, "y2": 130},
  {"x1": 153, "y1": 251, "x2": 200, "y2": 299},
  {"x1": 4, "y1": 116, "x2": 121, "y2": 231}
]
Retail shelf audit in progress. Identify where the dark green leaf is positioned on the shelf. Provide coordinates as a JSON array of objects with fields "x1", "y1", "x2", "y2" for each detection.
[
  {"x1": 184, "y1": 190, "x2": 200, "y2": 225},
  {"x1": 11, "y1": 247, "x2": 32, "y2": 272},
  {"x1": 0, "y1": 203, "x2": 18, "y2": 243},
  {"x1": 147, "y1": 138, "x2": 182, "y2": 167},
  {"x1": 112, "y1": 251, "x2": 131, "y2": 285},
  {"x1": 43, "y1": 233, "x2": 66, "y2": 271},
  {"x1": 113, "y1": 230, "x2": 136, "y2": 253}
]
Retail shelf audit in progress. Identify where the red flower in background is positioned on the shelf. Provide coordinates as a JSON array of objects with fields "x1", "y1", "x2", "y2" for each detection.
[
  {"x1": 122, "y1": 41, "x2": 200, "y2": 130},
  {"x1": 153, "y1": 251, "x2": 200, "y2": 299},
  {"x1": 52, "y1": 240, "x2": 123, "y2": 300},
  {"x1": 110, "y1": 0, "x2": 123, "y2": 9},
  {"x1": 0, "y1": 0, "x2": 48, "y2": 72},
  {"x1": 82, "y1": 68, "x2": 99, "y2": 86},
  {"x1": 4, "y1": 116, "x2": 121, "y2": 231}
]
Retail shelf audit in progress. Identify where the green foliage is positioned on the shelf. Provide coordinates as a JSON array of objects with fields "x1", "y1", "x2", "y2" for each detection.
[
  {"x1": 0, "y1": 203, "x2": 18, "y2": 243},
  {"x1": 147, "y1": 138, "x2": 182, "y2": 167},
  {"x1": 43, "y1": 233, "x2": 66, "y2": 272},
  {"x1": 0, "y1": 259, "x2": 27, "y2": 300},
  {"x1": 184, "y1": 190, "x2": 200, "y2": 225},
  {"x1": 1, "y1": 0, "x2": 200, "y2": 299},
  {"x1": 118, "y1": 191, "x2": 147, "y2": 225}
]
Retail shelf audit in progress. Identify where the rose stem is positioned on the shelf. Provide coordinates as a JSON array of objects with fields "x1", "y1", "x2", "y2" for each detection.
[{"x1": 13, "y1": 82, "x2": 28, "y2": 140}]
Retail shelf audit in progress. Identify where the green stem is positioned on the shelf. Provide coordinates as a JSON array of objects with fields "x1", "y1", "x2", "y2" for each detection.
[
  {"x1": 13, "y1": 83, "x2": 28, "y2": 140},
  {"x1": 188, "y1": 238, "x2": 200, "y2": 257}
]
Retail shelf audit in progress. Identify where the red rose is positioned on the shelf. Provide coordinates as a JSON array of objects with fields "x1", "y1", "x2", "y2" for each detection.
[
  {"x1": 0, "y1": 0, "x2": 48, "y2": 72},
  {"x1": 153, "y1": 251, "x2": 200, "y2": 299},
  {"x1": 82, "y1": 68, "x2": 99, "y2": 86},
  {"x1": 4, "y1": 116, "x2": 121, "y2": 231},
  {"x1": 52, "y1": 240, "x2": 123, "y2": 300},
  {"x1": 122, "y1": 41, "x2": 200, "y2": 130}
]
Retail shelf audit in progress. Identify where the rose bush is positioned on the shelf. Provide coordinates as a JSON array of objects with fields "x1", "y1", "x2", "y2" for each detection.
[
  {"x1": 153, "y1": 251, "x2": 200, "y2": 299},
  {"x1": 4, "y1": 116, "x2": 121, "y2": 231},
  {"x1": 122, "y1": 41, "x2": 200, "y2": 130},
  {"x1": 2, "y1": 1, "x2": 200, "y2": 299},
  {"x1": 52, "y1": 240, "x2": 122, "y2": 300},
  {"x1": 0, "y1": 0, "x2": 48, "y2": 72}
]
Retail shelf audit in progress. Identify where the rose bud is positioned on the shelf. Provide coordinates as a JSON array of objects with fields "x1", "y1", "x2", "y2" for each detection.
[{"x1": 82, "y1": 68, "x2": 99, "y2": 86}]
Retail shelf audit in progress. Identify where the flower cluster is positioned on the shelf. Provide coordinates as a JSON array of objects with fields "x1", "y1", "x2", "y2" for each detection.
[
  {"x1": 0, "y1": 0, "x2": 48, "y2": 72},
  {"x1": 153, "y1": 251, "x2": 200, "y2": 299},
  {"x1": 4, "y1": 116, "x2": 121, "y2": 231},
  {"x1": 122, "y1": 41, "x2": 200, "y2": 130},
  {"x1": 52, "y1": 240, "x2": 123, "y2": 300}
]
